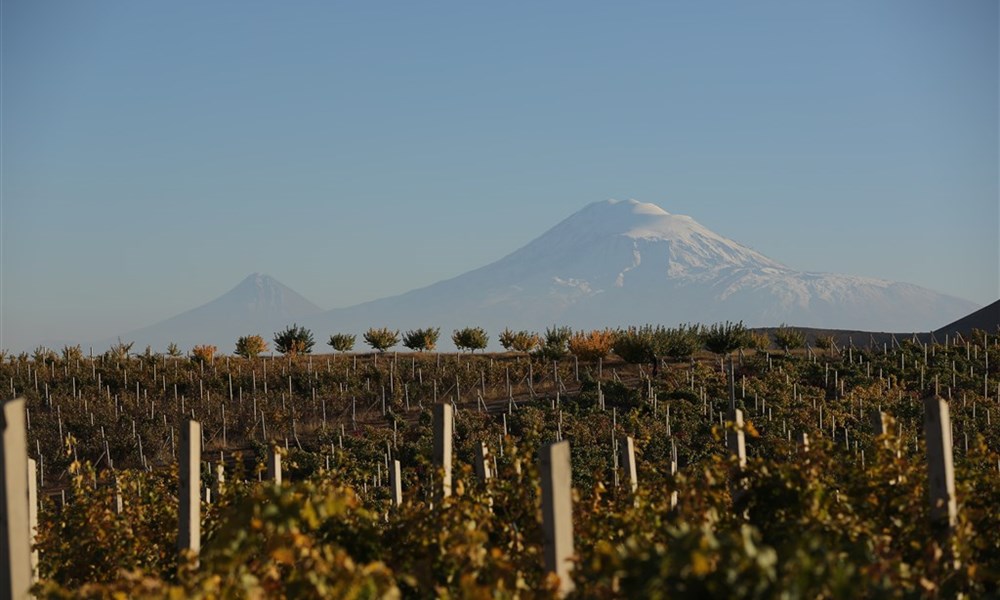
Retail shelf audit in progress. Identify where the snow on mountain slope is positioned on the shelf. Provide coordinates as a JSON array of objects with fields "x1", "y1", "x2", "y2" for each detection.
[{"x1": 301, "y1": 199, "x2": 978, "y2": 341}]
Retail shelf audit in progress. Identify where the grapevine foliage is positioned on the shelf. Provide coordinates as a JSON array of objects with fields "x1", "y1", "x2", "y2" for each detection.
[{"x1": 10, "y1": 330, "x2": 1000, "y2": 597}]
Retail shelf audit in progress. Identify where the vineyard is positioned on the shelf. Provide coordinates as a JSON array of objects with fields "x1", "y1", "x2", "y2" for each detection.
[{"x1": 2, "y1": 327, "x2": 1000, "y2": 598}]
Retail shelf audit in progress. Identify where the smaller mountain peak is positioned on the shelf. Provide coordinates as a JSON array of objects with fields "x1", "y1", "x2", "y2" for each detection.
[
  {"x1": 233, "y1": 273, "x2": 297, "y2": 296},
  {"x1": 225, "y1": 273, "x2": 324, "y2": 314}
]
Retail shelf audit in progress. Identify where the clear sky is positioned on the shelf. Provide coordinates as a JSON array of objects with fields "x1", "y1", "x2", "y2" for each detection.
[{"x1": 2, "y1": 0, "x2": 997, "y2": 352}]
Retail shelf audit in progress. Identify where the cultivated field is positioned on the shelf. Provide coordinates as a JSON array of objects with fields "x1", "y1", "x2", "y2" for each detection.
[{"x1": 2, "y1": 326, "x2": 999, "y2": 598}]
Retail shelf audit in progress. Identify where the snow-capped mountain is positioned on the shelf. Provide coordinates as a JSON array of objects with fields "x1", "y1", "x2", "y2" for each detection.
[
  {"x1": 100, "y1": 200, "x2": 978, "y2": 353},
  {"x1": 104, "y1": 273, "x2": 323, "y2": 353},
  {"x1": 299, "y1": 199, "x2": 977, "y2": 343}
]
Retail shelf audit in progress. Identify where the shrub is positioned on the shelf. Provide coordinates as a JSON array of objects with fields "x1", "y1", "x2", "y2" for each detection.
[
  {"x1": 32, "y1": 346, "x2": 57, "y2": 365},
  {"x1": 190, "y1": 344, "x2": 217, "y2": 364},
  {"x1": 569, "y1": 329, "x2": 616, "y2": 361},
  {"x1": 703, "y1": 321, "x2": 750, "y2": 356},
  {"x1": 61, "y1": 344, "x2": 84, "y2": 363},
  {"x1": 328, "y1": 333, "x2": 356, "y2": 353},
  {"x1": 235, "y1": 335, "x2": 268, "y2": 359},
  {"x1": 403, "y1": 328, "x2": 440, "y2": 352},
  {"x1": 614, "y1": 324, "x2": 702, "y2": 372},
  {"x1": 363, "y1": 328, "x2": 400, "y2": 353},
  {"x1": 662, "y1": 324, "x2": 703, "y2": 360},
  {"x1": 107, "y1": 339, "x2": 134, "y2": 361},
  {"x1": 498, "y1": 328, "x2": 540, "y2": 353},
  {"x1": 773, "y1": 325, "x2": 806, "y2": 354},
  {"x1": 746, "y1": 331, "x2": 771, "y2": 351},
  {"x1": 536, "y1": 326, "x2": 573, "y2": 360},
  {"x1": 274, "y1": 324, "x2": 315, "y2": 356},
  {"x1": 452, "y1": 327, "x2": 488, "y2": 353},
  {"x1": 613, "y1": 326, "x2": 659, "y2": 366}
]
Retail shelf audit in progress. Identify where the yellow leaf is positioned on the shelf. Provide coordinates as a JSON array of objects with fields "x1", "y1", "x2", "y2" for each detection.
[
  {"x1": 271, "y1": 546, "x2": 295, "y2": 565},
  {"x1": 691, "y1": 551, "x2": 711, "y2": 576}
]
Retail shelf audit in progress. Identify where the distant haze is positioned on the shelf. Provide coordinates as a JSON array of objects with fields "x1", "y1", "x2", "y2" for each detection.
[
  {"x1": 77, "y1": 199, "x2": 981, "y2": 354},
  {"x1": 2, "y1": 1, "x2": 996, "y2": 352}
]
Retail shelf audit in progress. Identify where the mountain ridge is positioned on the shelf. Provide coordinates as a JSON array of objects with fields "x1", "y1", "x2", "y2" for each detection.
[
  {"x1": 295, "y1": 200, "x2": 975, "y2": 345},
  {"x1": 93, "y1": 199, "x2": 978, "y2": 352}
]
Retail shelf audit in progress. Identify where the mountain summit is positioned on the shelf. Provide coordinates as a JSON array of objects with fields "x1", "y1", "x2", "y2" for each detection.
[
  {"x1": 222, "y1": 273, "x2": 324, "y2": 321},
  {"x1": 501, "y1": 199, "x2": 783, "y2": 283},
  {"x1": 107, "y1": 273, "x2": 323, "y2": 352},
  {"x1": 300, "y1": 199, "x2": 977, "y2": 340}
]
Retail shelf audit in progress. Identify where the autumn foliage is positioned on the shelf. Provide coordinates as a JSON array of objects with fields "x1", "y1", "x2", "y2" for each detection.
[
  {"x1": 568, "y1": 329, "x2": 616, "y2": 361},
  {"x1": 11, "y1": 327, "x2": 1000, "y2": 597},
  {"x1": 234, "y1": 335, "x2": 268, "y2": 359},
  {"x1": 190, "y1": 344, "x2": 217, "y2": 363}
]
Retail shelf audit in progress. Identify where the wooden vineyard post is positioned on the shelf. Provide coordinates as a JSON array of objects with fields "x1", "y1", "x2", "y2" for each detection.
[
  {"x1": 178, "y1": 420, "x2": 201, "y2": 558},
  {"x1": 923, "y1": 395, "x2": 957, "y2": 530},
  {"x1": 475, "y1": 441, "x2": 492, "y2": 482},
  {"x1": 797, "y1": 432, "x2": 809, "y2": 452},
  {"x1": 539, "y1": 440, "x2": 575, "y2": 597},
  {"x1": 1, "y1": 397, "x2": 32, "y2": 600},
  {"x1": 434, "y1": 403, "x2": 453, "y2": 499},
  {"x1": 268, "y1": 446, "x2": 282, "y2": 484},
  {"x1": 390, "y1": 459, "x2": 402, "y2": 507},
  {"x1": 618, "y1": 435, "x2": 638, "y2": 493}
]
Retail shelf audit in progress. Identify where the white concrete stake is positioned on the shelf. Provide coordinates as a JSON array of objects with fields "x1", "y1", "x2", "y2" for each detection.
[
  {"x1": 669, "y1": 440, "x2": 679, "y2": 509},
  {"x1": 1, "y1": 398, "x2": 32, "y2": 599},
  {"x1": 618, "y1": 435, "x2": 638, "y2": 493},
  {"x1": 433, "y1": 403, "x2": 453, "y2": 499},
  {"x1": 727, "y1": 408, "x2": 747, "y2": 468},
  {"x1": 268, "y1": 446, "x2": 282, "y2": 484},
  {"x1": 390, "y1": 459, "x2": 402, "y2": 507},
  {"x1": 871, "y1": 410, "x2": 891, "y2": 448},
  {"x1": 539, "y1": 440, "x2": 575, "y2": 596},
  {"x1": 923, "y1": 395, "x2": 957, "y2": 529},
  {"x1": 115, "y1": 478, "x2": 123, "y2": 515},
  {"x1": 27, "y1": 458, "x2": 37, "y2": 581},
  {"x1": 213, "y1": 462, "x2": 225, "y2": 499},
  {"x1": 178, "y1": 420, "x2": 201, "y2": 557},
  {"x1": 475, "y1": 441, "x2": 492, "y2": 481}
]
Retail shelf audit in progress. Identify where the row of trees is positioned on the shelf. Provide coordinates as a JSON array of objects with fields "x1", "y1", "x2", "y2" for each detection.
[
  {"x1": 222, "y1": 321, "x2": 809, "y2": 361},
  {"x1": 10, "y1": 322, "x2": 813, "y2": 364}
]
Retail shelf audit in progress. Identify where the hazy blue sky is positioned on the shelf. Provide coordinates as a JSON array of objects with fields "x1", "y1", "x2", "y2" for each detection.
[{"x1": 2, "y1": 0, "x2": 997, "y2": 351}]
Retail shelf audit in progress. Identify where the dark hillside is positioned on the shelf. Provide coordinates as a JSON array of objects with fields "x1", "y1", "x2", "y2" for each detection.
[{"x1": 935, "y1": 299, "x2": 1000, "y2": 337}]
